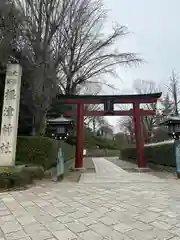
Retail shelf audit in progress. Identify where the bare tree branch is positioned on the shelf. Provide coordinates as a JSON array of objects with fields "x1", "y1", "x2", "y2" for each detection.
[
  {"x1": 165, "y1": 69, "x2": 180, "y2": 115},
  {"x1": 55, "y1": 0, "x2": 142, "y2": 94}
]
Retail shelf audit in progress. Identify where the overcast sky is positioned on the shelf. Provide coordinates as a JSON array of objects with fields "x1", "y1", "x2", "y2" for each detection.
[{"x1": 103, "y1": 0, "x2": 180, "y2": 131}]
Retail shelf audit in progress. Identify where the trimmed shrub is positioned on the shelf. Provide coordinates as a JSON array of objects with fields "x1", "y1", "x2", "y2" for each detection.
[
  {"x1": 16, "y1": 136, "x2": 59, "y2": 170},
  {"x1": 16, "y1": 136, "x2": 75, "y2": 171},
  {"x1": 120, "y1": 143, "x2": 175, "y2": 167},
  {"x1": 22, "y1": 166, "x2": 44, "y2": 180},
  {"x1": 61, "y1": 141, "x2": 75, "y2": 163},
  {"x1": 0, "y1": 167, "x2": 33, "y2": 189},
  {"x1": 67, "y1": 134, "x2": 119, "y2": 150},
  {"x1": 87, "y1": 149, "x2": 120, "y2": 157}
]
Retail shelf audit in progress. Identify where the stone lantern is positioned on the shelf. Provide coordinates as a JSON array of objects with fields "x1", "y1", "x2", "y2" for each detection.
[
  {"x1": 47, "y1": 115, "x2": 74, "y2": 140},
  {"x1": 46, "y1": 116, "x2": 74, "y2": 181},
  {"x1": 160, "y1": 116, "x2": 180, "y2": 140},
  {"x1": 160, "y1": 115, "x2": 180, "y2": 178}
]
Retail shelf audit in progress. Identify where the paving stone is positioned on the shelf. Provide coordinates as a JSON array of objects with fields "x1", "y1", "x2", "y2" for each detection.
[
  {"x1": 150, "y1": 220, "x2": 172, "y2": 230},
  {"x1": 2, "y1": 197, "x2": 15, "y2": 203},
  {"x1": 156, "y1": 215, "x2": 179, "y2": 225},
  {"x1": 78, "y1": 230, "x2": 104, "y2": 240},
  {"x1": 0, "y1": 204, "x2": 8, "y2": 211},
  {"x1": 126, "y1": 229, "x2": 155, "y2": 240},
  {"x1": 23, "y1": 223, "x2": 46, "y2": 234},
  {"x1": 18, "y1": 238, "x2": 31, "y2": 240},
  {"x1": 20, "y1": 201, "x2": 35, "y2": 207},
  {"x1": 147, "y1": 207, "x2": 164, "y2": 213},
  {"x1": 132, "y1": 221, "x2": 153, "y2": 231},
  {"x1": 34, "y1": 214, "x2": 54, "y2": 224},
  {"x1": 0, "y1": 158, "x2": 180, "y2": 239},
  {"x1": 33, "y1": 200, "x2": 50, "y2": 207},
  {"x1": 53, "y1": 229, "x2": 78, "y2": 240},
  {"x1": 16, "y1": 215, "x2": 37, "y2": 225},
  {"x1": 1, "y1": 221, "x2": 22, "y2": 234},
  {"x1": 133, "y1": 212, "x2": 160, "y2": 223},
  {"x1": 150, "y1": 228, "x2": 175, "y2": 239},
  {"x1": 0, "y1": 210, "x2": 11, "y2": 216},
  {"x1": 45, "y1": 207, "x2": 66, "y2": 217},
  {"x1": 0, "y1": 214, "x2": 15, "y2": 222},
  {"x1": 88, "y1": 210, "x2": 105, "y2": 220},
  {"x1": 113, "y1": 222, "x2": 133, "y2": 233},
  {"x1": 100, "y1": 230, "x2": 125, "y2": 240},
  {"x1": 43, "y1": 221, "x2": 66, "y2": 231},
  {"x1": 0, "y1": 229, "x2": 4, "y2": 237},
  {"x1": 5, "y1": 201, "x2": 22, "y2": 211},
  {"x1": 45, "y1": 239, "x2": 57, "y2": 240},
  {"x1": 65, "y1": 221, "x2": 88, "y2": 233},
  {"x1": 79, "y1": 216, "x2": 98, "y2": 226},
  {"x1": 5, "y1": 230, "x2": 28, "y2": 240},
  {"x1": 56, "y1": 214, "x2": 75, "y2": 224},
  {"x1": 61, "y1": 207, "x2": 76, "y2": 214},
  {"x1": 12, "y1": 210, "x2": 28, "y2": 217},
  {"x1": 170, "y1": 226, "x2": 180, "y2": 236},
  {"x1": 69, "y1": 210, "x2": 87, "y2": 219},
  {"x1": 99, "y1": 216, "x2": 119, "y2": 226},
  {"x1": 89, "y1": 222, "x2": 113, "y2": 236},
  {"x1": 28, "y1": 230, "x2": 53, "y2": 240},
  {"x1": 169, "y1": 237, "x2": 180, "y2": 240},
  {"x1": 25, "y1": 206, "x2": 45, "y2": 216}
]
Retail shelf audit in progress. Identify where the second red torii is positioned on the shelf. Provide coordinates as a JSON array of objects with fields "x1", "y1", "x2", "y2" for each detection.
[{"x1": 57, "y1": 92, "x2": 162, "y2": 169}]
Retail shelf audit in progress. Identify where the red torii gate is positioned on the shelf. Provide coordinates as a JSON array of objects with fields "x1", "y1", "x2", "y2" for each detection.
[{"x1": 57, "y1": 93, "x2": 162, "y2": 169}]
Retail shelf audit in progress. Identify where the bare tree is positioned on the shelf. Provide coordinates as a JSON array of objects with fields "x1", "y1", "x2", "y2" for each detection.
[
  {"x1": 165, "y1": 70, "x2": 180, "y2": 115},
  {"x1": 0, "y1": 0, "x2": 23, "y2": 64},
  {"x1": 118, "y1": 80, "x2": 160, "y2": 143},
  {"x1": 118, "y1": 103, "x2": 134, "y2": 143},
  {"x1": 119, "y1": 117, "x2": 134, "y2": 143},
  {"x1": 56, "y1": 0, "x2": 142, "y2": 95},
  {"x1": 133, "y1": 79, "x2": 160, "y2": 142},
  {"x1": 97, "y1": 119, "x2": 113, "y2": 137},
  {"x1": 78, "y1": 80, "x2": 118, "y2": 131},
  {"x1": 2, "y1": 0, "x2": 141, "y2": 135},
  {"x1": 10, "y1": 0, "x2": 71, "y2": 134}
]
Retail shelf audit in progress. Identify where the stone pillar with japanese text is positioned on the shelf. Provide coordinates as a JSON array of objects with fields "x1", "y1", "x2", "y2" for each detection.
[{"x1": 0, "y1": 64, "x2": 22, "y2": 166}]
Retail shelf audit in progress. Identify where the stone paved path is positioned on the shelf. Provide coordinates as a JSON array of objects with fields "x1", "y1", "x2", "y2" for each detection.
[{"x1": 0, "y1": 158, "x2": 180, "y2": 239}]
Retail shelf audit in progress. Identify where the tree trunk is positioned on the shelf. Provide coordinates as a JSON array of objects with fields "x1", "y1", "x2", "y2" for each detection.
[{"x1": 38, "y1": 112, "x2": 47, "y2": 136}]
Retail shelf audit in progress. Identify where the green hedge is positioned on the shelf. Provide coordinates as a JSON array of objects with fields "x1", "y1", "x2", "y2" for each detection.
[
  {"x1": 16, "y1": 136, "x2": 59, "y2": 169},
  {"x1": 120, "y1": 143, "x2": 175, "y2": 167},
  {"x1": 16, "y1": 137, "x2": 75, "y2": 170},
  {"x1": 0, "y1": 165, "x2": 45, "y2": 189},
  {"x1": 87, "y1": 149, "x2": 120, "y2": 157},
  {"x1": 61, "y1": 141, "x2": 75, "y2": 163},
  {"x1": 67, "y1": 134, "x2": 119, "y2": 150}
]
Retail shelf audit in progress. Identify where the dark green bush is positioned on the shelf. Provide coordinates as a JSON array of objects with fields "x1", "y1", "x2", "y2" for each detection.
[
  {"x1": 22, "y1": 166, "x2": 44, "y2": 180},
  {"x1": 61, "y1": 141, "x2": 75, "y2": 163},
  {"x1": 121, "y1": 143, "x2": 175, "y2": 167},
  {"x1": 16, "y1": 136, "x2": 75, "y2": 170},
  {"x1": 0, "y1": 167, "x2": 33, "y2": 189},
  {"x1": 16, "y1": 136, "x2": 59, "y2": 170},
  {"x1": 67, "y1": 134, "x2": 118, "y2": 150},
  {"x1": 87, "y1": 149, "x2": 120, "y2": 157}
]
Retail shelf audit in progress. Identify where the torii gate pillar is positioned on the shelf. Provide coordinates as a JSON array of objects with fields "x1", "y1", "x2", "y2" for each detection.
[
  {"x1": 133, "y1": 103, "x2": 145, "y2": 168},
  {"x1": 75, "y1": 104, "x2": 84, "y2": 169}
]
